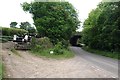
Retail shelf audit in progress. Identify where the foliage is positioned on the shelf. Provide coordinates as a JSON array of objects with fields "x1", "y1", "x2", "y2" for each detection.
[
  {"x1": 30, "y1": 37, "x2": 36, "y2": 48},
  {"x1": 20, "y1": 21, "x2": 31, "y2": 30},
  {"x1": 83, "y1": 46, "x2": 120, "y2": 60},
  {"x1": 31, "y1": 48, "x2": 74, "y2": 59},
  {"x1": 10, "y1": 22, "x2": 18, "y2": 28},
  {"x1": 28, "y1": 27, "x2": 36, "y2": 33},
  {"x1": 61, "y1": 39, "x2": 69, "y2": 48},
  {"x1": 82, "y1": 1, "x2": 120, "y2": 52},
  {"x1": 30, "y1": 37, "x2": 53, "y2": 51},
  {"x1": 36, "y1": 37, "x2": 53, "y2": 48},
  {"x1": 1, "y1": 27, "x2": 27, "y2": 43},
  {"x1": 1, "y1": 27, "x2": 28, "y2": 36},
  {"x1": 19, "y1": 22, "x2": 36, "y2": 35},
  {"x1": 30, "y1": 37, "x2": 74, "y2": 59},
  {"x1": 53, "y1": 42, "x2": 64, "y2": 55},
  {"x1": 21, "y1": 1, "x2": 80, "y2": 45}
]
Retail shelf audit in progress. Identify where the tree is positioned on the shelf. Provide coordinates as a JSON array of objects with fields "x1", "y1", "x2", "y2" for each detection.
[
  {"x1": 10, "y1": 22, "x2": 18, "y2": 28},
  {"x1": 82, "y1": 1, "x2": 120, "y2": 52},
  {"x1": 20, "y1": 21, "x2": 31, "y2": 30},
  {"x1": 28, "y1": 26, "x2": 36, "y2": 33},
  {"x1": 21, "y1": 1, "x2": 80, "y2": 44}
]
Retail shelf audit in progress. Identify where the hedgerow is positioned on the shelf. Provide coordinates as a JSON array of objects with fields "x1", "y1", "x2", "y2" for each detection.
[{"x1": 0, "y1": 27, "x2": 28, "y2": 36}]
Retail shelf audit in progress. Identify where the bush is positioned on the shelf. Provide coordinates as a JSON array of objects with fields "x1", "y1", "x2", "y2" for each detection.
[
  {"x1": 32, "y1": 44, "x2": 43, "y2": 52},
  {"x1": 30, "y1": 37, "x2": 53, "y2": 51},
  {"x1": 61, "y1": 39, "x2": 69, "y2": 48},
  {"x1": 30, "y1": 37, "x2": 36, "y2": 48},
  {"x1": 1, "y1": 27, "x2": 28, "y2": 36},
  {"x1": 82, "y1": 46, "x2": 120, "y2": 60},
  {"x1": 30, "y1": 38, "x2": 74, "y2": 59},
  {"x1": 53, "y1": 42, "x2": 64, "y2": 55},
  {"x1": 36, "y1": 37, "x2": 53, "y2": 49}
]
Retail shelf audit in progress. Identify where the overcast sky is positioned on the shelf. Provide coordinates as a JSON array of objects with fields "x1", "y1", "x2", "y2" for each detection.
[{"x1": 0, "y1": 0, "x2": 102, "y2": 31}]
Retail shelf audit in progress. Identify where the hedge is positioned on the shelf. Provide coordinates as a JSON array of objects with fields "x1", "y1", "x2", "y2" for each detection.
[
  {"x1": 0, "y1": 27, "x2": 28, "y2": 36},
  {"x1": 0, "y1": 36, "x2": 13, "y2": 42}
]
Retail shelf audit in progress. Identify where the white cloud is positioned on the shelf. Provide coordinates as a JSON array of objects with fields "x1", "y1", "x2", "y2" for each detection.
[
  {"x1": 68, "y1": 0, "x2": 102, "y2": 31},
  {"x1": 0, "y1": 0, "x2": 34, "y2": 27},
  {"x1": 68, "y1": 0, "x2": 102, "y2": 21}
]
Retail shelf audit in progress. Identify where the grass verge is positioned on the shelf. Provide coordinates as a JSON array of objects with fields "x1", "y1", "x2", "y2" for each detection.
[
  {"x1": 0, "y1": 62, "x2": 3, "y2": 80},
  {"x1": 82, "y1": 47, "x2": 120, "y2": 60},
  {"x1": 31, "y1": 49, "x2": 74, "y2": 59}
]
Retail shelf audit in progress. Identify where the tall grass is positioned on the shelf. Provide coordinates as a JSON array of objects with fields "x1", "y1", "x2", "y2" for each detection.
[
  {"x1": 83, "y1": 47, "x2": 119, "y2": 60},
  {"x1": 31, "y1": 48, "x2": 74, "y2": 59},
  {"x1": 31, "y1": 49, "x2": 74, "y2": 59}
]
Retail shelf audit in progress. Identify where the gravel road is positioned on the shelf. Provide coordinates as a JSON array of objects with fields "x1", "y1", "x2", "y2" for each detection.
[
  {"x1": 1, "y1": 42, "x2": 119, "y2": 78},
  {"x1": 70, "y1": 47, "x2": 119, "y2": 77}
]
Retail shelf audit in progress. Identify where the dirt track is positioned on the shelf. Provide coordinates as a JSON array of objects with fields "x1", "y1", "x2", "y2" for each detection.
[{"x1": 1, "y1": 42, "x2": 118, "y2": 78}]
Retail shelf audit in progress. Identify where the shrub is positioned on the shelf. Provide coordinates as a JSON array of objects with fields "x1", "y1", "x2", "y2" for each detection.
[
  {"x1": 30, "y1": 37, "x2": 53, "y2": 51},
  {"x1": 30, "y1": 38, "x2": 74, "y2": 59},
  {"x1": 34, "y1": 45, "x2": 43, "y2": 52},
  {"x1": 30, "y1": 37, "x2": 36, "y2": 48},
  {"x1": 53, "y1": 42, "x2": 64, "y2": 55},
  {"x1": 61, "y1": 39, "x2": 69, "y2": 48},
  {"x1": 36, "y1": 37, "x2": 53, "y2": 49}
]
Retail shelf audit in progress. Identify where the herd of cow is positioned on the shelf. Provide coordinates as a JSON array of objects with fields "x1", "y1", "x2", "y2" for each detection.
[
  {"x1": 13, "y1": 34, "x2": 31, "y2": 44},
  {"x1": 12, "y1": 34, "x2": 34, "y2": 49}
]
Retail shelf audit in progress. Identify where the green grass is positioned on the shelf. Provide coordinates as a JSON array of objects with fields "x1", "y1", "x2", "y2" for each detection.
[
  {"x1": 82, "y1": 47, "x2": 120, "y2": 60},
  {"x1": 0, "y1": 62, "x2": 2, "y2": 80},
  {"x1": 31, "y1": 48, "x2": 74, "y2": 59},
  {"x1": 11, "y1": 48, "x2": 21, "y2": 57}
]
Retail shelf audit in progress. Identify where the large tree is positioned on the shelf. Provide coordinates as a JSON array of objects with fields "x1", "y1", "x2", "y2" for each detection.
[
  {"x1": 10, "y1": 22, "x2": 18, "y2": 28},
  {"x1": 20, "y1": 21, "x2": 31, "y2": 30},
  {"x1": 27, "y1": 26, "x2": 36, "y2": 33},
  {"x1": 82, "y1": 1, "x2": 120, "y2": 52},
  {"x1": 21, "y1": 1, "x2": 80, "y2": 44}
]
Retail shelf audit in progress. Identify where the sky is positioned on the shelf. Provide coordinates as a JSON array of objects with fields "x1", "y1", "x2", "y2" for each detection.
[{"x1": 0, "y1": 0, "x2": 102, "y2": 31}]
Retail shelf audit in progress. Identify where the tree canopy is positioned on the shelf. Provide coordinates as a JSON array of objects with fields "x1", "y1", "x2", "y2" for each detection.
[
  {"x1": 10, "y1": 22, "x2": 18, "y2": 28},
  {"x1": 20, "y1": 21, "x2": 31, "y2": 30},
  {"x1": 82, "y1": 1, "x2": 120, "y2": 52},
  {"x1": 19, "y1": 21, "x2": 36, "y2": 34},
  {"x1": 21, "y1": 1, "x2": 80, "y2": 44}
]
